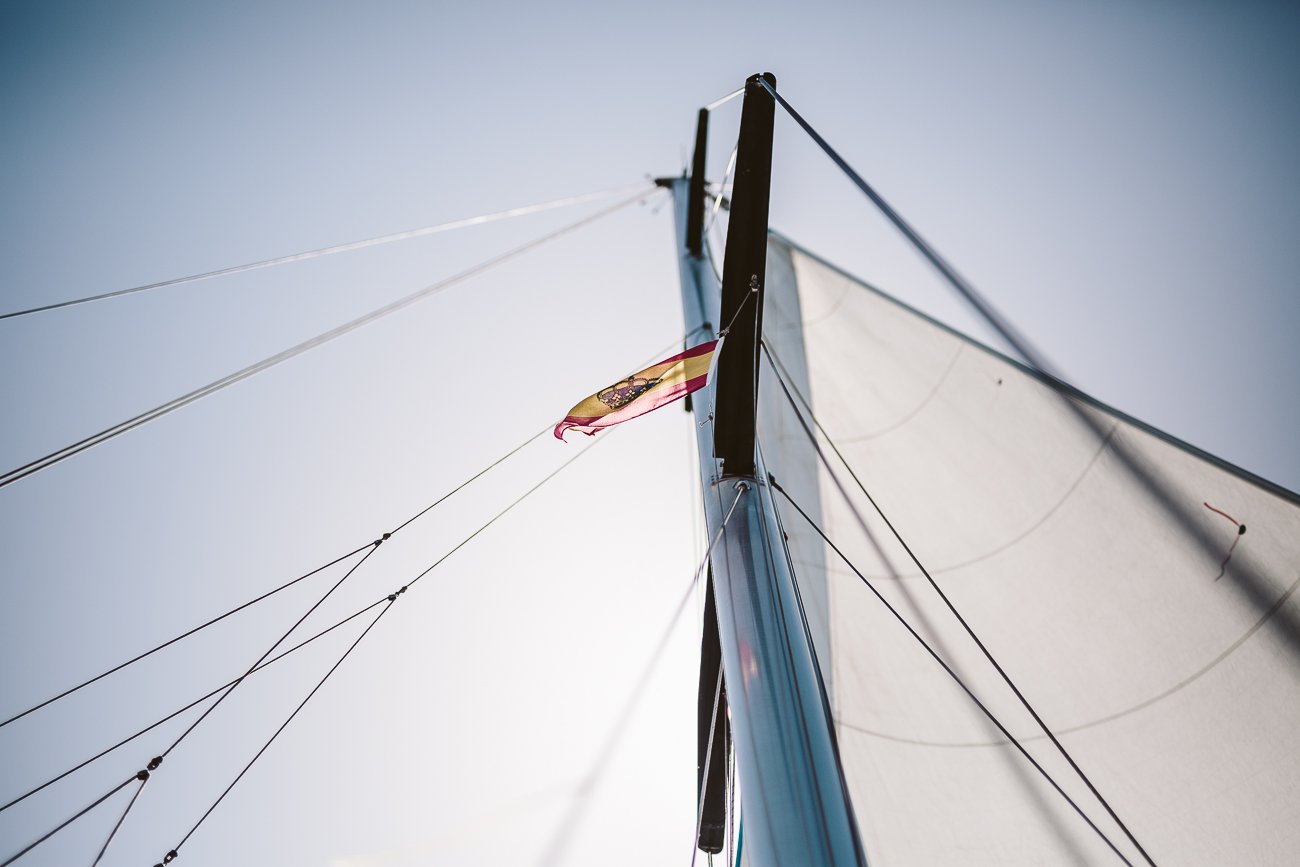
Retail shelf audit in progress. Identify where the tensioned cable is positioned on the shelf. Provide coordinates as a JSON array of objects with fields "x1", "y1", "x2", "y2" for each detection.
[
  {"x1": 0, "y1": 595, "x2": 389, "y2": 813},
  {"x1": 769, "y1": 482, "x2": 1133, "y2": 867},
  {"x1": 0, "y1": 773, "x2": 138, "y2": 867},
  {"x1": 761, "y1": 344, "x2": 1140, "y2": 865},
  {"x1": 90, "y1": 771, "x2": 149, "y2": 866},
  {"x1": 4, "y1": 335, "x2": 690, "y2": 860},
  {"x1": 536, "y1": 482, "x2": 748, "y2": 867},
  {"x1": 1, "y1": 327, "x2": 701, "y2": 736},
  {"x1": 19, "y1": 430, "x2": 612, "y2": 862},
  {"x1": 163, "y1": 599, "x2": 395, "y2": 863},
  {"x1": 0, "y1": 186, "x2": 645, "y2": 321},
  {"x1": 160, "y1": 430, "x2": 616, "y2": 864},
  {"x1": 689, "y1": 666, "x2": 724, "y2": 867},
  {"x1": 756, "y1": 79, "x2": 1049, "y2": 372},
  {"x1": 1, "y1": 426, "x2": 553, "y2": 730},
  {"x1": 0, "y1": 186, "x2": 660, "y2": 490},
  {"x1": 160, "y1": 541, "x2": 385, "y2": 762},
  {"x1": 704, "y1": 145, "x2": 738, "y2": 236},
  {"x1": 762, "y1": 340, "x2": 1157, "y2": 866},
  {"x1": 0, "y1": 541, "x2": 373, "y2": 730},
  {"x1": 759, "y1": 77, "x2": 1290, "y2": 668}
]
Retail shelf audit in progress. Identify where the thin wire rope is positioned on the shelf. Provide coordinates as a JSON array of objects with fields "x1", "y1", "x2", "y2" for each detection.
[
  {"x1": 171, "y1": 601, "x2": 394, "y2": 855},
  {"x1": 90, "y1": 772, "x2": 149, "y2": 866},
  {"x1": 0, "y1": 596, "x2": 388, "y2": 814},
  {"x1": 704, "y1": 145, "x2": 738, "y2": 236},
  {"x1": 6, "y1": 435, "x2": 611, "y2": 865},
  {"x1": 160, "y1": 542, "x2": 383, "y2": 759},
  {"x1": 0, "y1": 187, "x2": 659, "y2": 490},
  {"x1": 726, "y1": 744, "x2": 735, "y2": 867},
  {"x1": 6, "y1": 425, "x2": 614, "y2": 816},
  {"x1": 536, "y1": 483, "x2": 748, "y2": 867},
  {"x1": 0, "y1": 186, "x2": 645, "y2": 322},
  {"x1": 1, "y1": 419, "x2": 560, "y2": 730},
  {"x1": 770, "y1": 482, "x2": 1132, "y2": 867},
  {"x1": 406, "y1": 435, "x2": 614, "y2": 592},
  {"x1": 762, "y1": 341, "x2": 1156, "y2": 865},
  {"x1": 689, "y1": 665, "x2": 724, "y2": 867},
  {"x1": 0, "y1": 541, "x2": 372, "y2": 730},
  {"x1": 168, "y1": 431, "x2": 620, "y2": 861},
  {"x1": 0, "y1": 327, "x2": 702, "y2": 774},
  {"x1": 704, "y1": 88, "x2": 745, "y2": 112},
  {"x1": 757, "y1": 79, "x2": 1048, "y2": 372},
  {"x1": 0, "y1": 774, "x2": 136, "y2": 867}
]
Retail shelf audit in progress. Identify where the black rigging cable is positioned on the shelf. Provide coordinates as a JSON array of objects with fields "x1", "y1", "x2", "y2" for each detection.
[
  {"x1": 690, "y1": 666, "x2": 724, "y2": 867},
  {"x1": 0, "y1": 596, "x2": 389, "y2": 813},
  {"x1": 762, "y1": 339, "x2": 1157, "y2": 866},
  {"x1": 0, "y1": 541, "x2": 374, "y2": 730},
  {"x1": 768, "y1": 480, "x2": 1133, "y2": 867},
  {"x1": 10, "y1": 429, "x2": 613, "y2": 862},
  {"x1": 159, "y1": 541, "x2": 383, "y2": 761},
  {"x1": 157, "y1": 428, "x2": 618, "y2": 862},
  {"x1": 1, "y1": 331, "x2": 703, "y2": 812},
  {"x1": 164, "y1": 598, "x2": 396, "y2": 862},
  {"x1": 0, "y1": 773, "x2": 138, "y2": 867},
  {"x1": 0, "y1": 187, "x2": 659, "y2": 490},
  {"x1": 0, "y1": 187, "x2": 643, "y2": 322},
  {"x1": 91, "y1": 770, "x2": 150, "y2": 866},
  {"x1": 2, "y1": 412, "x2": 594, "y2": 727}
]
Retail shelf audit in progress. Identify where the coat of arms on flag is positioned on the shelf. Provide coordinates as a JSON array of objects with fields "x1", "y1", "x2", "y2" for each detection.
[{"x1": 554, "y1": 341, "x2": 717, "y2": 440}]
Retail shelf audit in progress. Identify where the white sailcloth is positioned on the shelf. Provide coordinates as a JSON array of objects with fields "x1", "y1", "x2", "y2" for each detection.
[{"x1": 756, "y1": 232, "x2": 1300, "y2": 866}]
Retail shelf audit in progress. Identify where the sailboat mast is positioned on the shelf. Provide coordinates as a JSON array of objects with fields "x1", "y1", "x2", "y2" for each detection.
[{"x1": 668, "y1": 73, "x2": 866, "y2": 867}]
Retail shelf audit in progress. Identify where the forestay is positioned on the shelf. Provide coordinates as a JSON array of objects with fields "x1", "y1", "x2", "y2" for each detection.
[{"x1": 756, "y1": 232, "x2": 1300, "y2": 866}]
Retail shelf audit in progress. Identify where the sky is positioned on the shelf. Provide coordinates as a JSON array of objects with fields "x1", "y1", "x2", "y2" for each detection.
[{"x1": 1, "y1": 2, "x2": 1297, "y2": 866}]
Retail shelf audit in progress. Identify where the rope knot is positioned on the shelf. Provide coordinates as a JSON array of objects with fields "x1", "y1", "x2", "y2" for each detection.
[
  {"x1": 147, "y1": 756, "x2": 163, "y2": 771},
  {"x1": 136, "y1": 770, "x2": 150, "y2": 781}
]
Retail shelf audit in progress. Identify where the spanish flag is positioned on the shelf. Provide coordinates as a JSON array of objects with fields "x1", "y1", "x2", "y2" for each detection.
[{"x1": 554, "y1": 341, "x2": 718, "y2": 440}]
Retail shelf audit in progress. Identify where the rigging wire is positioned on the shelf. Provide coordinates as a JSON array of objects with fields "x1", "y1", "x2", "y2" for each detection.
[
  {"x1": 761, "y1": 344, "x2": 1140, "y2": 865},
  {"x1": 90, "y1": 770, "x2": 150, "y2": 866},
  {"x1": 0, "y1": 186, "x2": 660, "y2": 491},
  {"x1": 0, "y1": 773, "x2": 138, "y2": 867},
  {"x1": 689, "y1": 666, "x2": 724, "y2": 867},
  {"x1": 159, "y1": 541, "x2": 384, "y2": 761},
  {"x1": 762, "y1": 339, "x2": 1158, "y2": 866},
  {"x1": 535, "y1": 483, "x2": 748, "y2": 867},
  {"x1": 1, "y1": 330, "x2": 703, "y2": 804},
  {"x1": 0, "y1": 541, "x2": 374, "y2": 730},
  {"x1": 0, "y1": 596, "x2": 388, "y2": 814},
  {"x1": 0, "y1": 186, "x2": 646, "y2": 322},
  {"x1": 703, "y1": 87, "x2": 745, "y2": 112},
  {"x1": 12, "y1": 427, "x2": 614, "y2": 861},
  {"x1": 768, "y1": 481, "x2": 1133, "y2": 867},
  {"x1": 165, "y1": 599, "x2": 395, "y2": 862},
  {"x1": 158, "y1": 428, "x2": 618, "y2": 862},
  {"x1": 756, "y1": 78, "x2": 1050, "y2": 376},
  {"x1": 704, "y1": 144, "x2": 738, "y2": 237},
  {"x1": 0, "y1": 423, "x2": 555, "y2": 731}
]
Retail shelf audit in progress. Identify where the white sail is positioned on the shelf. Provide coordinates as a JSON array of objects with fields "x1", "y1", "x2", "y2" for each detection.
[{"x1": 756, "y1": 232, "x2": 1300, "y2": 865}]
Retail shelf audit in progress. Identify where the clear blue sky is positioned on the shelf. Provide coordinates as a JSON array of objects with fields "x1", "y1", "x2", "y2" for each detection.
[{"x1": 1, "y1": 2, "x2": 1297, "y2": 865}]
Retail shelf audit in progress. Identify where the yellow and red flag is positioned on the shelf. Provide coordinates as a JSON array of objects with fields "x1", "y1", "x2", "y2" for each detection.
[{"x1": 554, "y1": 340, "x2": 718, "y2": 440}]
